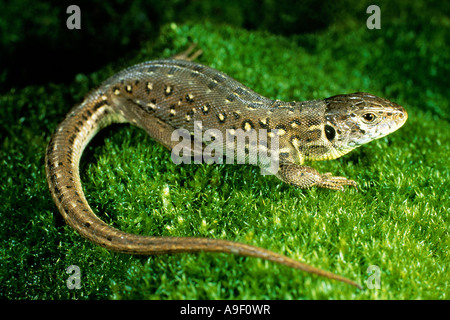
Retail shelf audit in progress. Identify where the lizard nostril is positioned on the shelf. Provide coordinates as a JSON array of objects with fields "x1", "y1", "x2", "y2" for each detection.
[{"x1": 400, "y1": 110, "x2": 408, "y2": 120}]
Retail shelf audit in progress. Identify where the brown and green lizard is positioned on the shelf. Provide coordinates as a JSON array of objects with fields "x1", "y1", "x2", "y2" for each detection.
[{"x1": 45, "y1": 47, "x2": 407, "y2": 289}]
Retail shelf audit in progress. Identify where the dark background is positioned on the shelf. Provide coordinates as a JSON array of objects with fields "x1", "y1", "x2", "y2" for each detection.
[{"x1": 2, "y1": 0, "x2": 448, "y2": 93}]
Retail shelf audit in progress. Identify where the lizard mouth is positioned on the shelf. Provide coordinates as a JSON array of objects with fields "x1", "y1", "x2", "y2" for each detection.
[{"x1": 376, "y1": 102, "x2": 408, "y2": 136}]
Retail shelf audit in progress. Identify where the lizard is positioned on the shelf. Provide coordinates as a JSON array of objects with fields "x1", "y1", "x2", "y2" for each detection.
[{"x1": 45, "y1": 46, "x2": 407, "y2": 290}]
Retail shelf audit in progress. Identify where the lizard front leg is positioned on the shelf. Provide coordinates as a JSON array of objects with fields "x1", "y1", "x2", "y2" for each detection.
[{"x1": 276, "y1": 164, "x2": 357, "y2": 191}]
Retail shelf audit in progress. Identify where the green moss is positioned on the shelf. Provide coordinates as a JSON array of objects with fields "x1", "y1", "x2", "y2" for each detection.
[{"x1": 1, "y1": 1, "x2": 448, "y2": 300}]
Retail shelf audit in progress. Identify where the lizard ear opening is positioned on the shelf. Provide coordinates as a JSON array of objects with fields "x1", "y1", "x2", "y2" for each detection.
[{"x1": 325, "y1": 125, "x2": 336, "y2": 141}]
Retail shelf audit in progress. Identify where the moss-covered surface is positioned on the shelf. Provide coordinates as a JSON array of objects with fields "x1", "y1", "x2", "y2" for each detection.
[{"x1": 0, "y1": 1, "x2": 448, "y2": 299}]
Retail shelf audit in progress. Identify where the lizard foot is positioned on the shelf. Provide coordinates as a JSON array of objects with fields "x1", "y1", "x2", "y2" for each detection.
[
  {"x1": 316, "y1": 173, "x2": 358, "y2": 191},
  {"x1": 171, "y1": 43, "x2": 203, "y2": 61}
]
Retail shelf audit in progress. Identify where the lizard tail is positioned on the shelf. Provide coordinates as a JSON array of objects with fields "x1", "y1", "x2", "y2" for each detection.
[{"x1": 46, "y1": 91, "x2": 362, "y2": 290}]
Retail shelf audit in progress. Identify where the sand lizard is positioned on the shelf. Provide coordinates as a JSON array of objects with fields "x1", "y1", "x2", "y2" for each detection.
[{"x1": 45, "y1": 47, "x2": 407, "y2": 289}]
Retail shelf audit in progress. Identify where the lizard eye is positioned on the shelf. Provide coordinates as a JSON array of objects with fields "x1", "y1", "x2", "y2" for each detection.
[{"x1": 362, "y1": 113, "x2": 376, "y2": 123}]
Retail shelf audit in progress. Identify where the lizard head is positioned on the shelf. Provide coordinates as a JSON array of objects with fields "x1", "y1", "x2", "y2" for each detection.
[{"x1": 323, "y1": 92, "x2": 407, "y2": 157}]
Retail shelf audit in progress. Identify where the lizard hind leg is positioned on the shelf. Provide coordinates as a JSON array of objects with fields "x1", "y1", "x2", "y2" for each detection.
[{"x1": 171, "y1": 43, "x2": 203, "y2": 61}]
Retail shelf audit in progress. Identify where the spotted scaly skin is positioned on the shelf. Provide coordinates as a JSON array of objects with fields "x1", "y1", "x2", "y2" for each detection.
[{"x1": 45, "y1": 53, "x2": 407, "y2": 290}]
